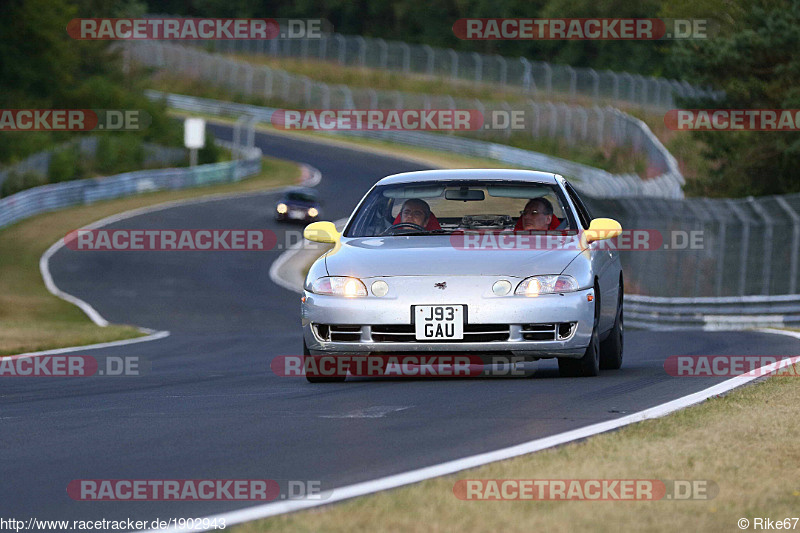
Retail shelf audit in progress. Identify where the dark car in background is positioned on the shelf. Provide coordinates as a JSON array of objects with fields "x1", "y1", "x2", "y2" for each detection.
[{"x1": 275, "y1": 187, "x2": 321, "y2": 223}]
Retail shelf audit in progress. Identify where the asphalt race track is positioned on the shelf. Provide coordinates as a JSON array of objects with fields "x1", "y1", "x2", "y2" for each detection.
[{"x1": 2, "y1": 125, "x2": 799, "y2": 529}]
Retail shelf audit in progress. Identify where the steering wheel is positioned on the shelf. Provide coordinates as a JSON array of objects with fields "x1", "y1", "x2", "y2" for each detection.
[{"x1": 382, "y1": 222, "x2": 427, "y2": 235}]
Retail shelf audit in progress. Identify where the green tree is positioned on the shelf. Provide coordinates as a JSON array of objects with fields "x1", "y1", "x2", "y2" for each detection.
[{"x1": 669, "y1": 0, "x2": 800, "y2": 196}]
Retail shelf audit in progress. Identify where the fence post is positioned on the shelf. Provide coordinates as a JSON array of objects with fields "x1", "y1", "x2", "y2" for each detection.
[
  {"x1": 320, "y1": 82, "x2": 330, "y2": 108},
  {"x1": 303, "y1": 77, "x2": 312, "y2": 106},
  {"x1": 281, "y1": 71, "x2": 291, "y2": 101},
  {"x1": 449, "y1": 49, "x2": 458, "y2": 79},
  {"x1": 501, "y1": 101, "x2": 512, "y2": 138},
  {"x1": 565, "y1": 66, "x2": 576, "y2": 98},
  {"x1": 559, "y1": 104, "x2": 573, "y2": 144},
  {"x1": 543, "y1": 62, "x2": 552, "y2": 95},
  {"x1": 263, "y1": 67, "x2": 273, "y2": 98},
  {"x1": 775, "y1": 196, "x2": 800, "y2": 294},
  {"x1": 422, "y1": 44, "x2": 433, "y2": 75},
  {"x1": 700, "y1": 199, "x2": 728, "y2": 297},
  {"x1": 335, "y1": 34, "x2": 345, "y2": 64},
  {"x1": 520, "y1": 58, "x2": 533, "y2": 92},
  {"x1": 356, "y1": 36, "x2": 367, "y2": 66},
  {"x1": 528, "y1": 99, "x2": 540, "y2": 136},
  {"x1": 497, "y1": 55, "x2": 507, "y2": 85},
  {"x1": 576, "y1": 107, "x2": 588, "y2": 140},
  {"x1": 472, "y1": 52, "x2": 482, "y2": 84},
  {"x1": 726, "y1": 199, "x2": 751, "y2": 296},
  {"x1": 748, "y1": 197, "x2": 774, "y2": 295},
  {"x1": 593, "y1": 105, "x2": 604, "y2": 144},
  {"x1": 588, "y1": 68, "x2": 599, "y2": 101},
  {"x1": 340, "y1": 85, "x2": 354, "y2": 108},
  {"x1": 376, "y1": 38, "x2": 388, "y2": 69},
  {"x1": 545, "y1": 102, "x2": 557, "y2": 137},
  {"x1": 245, "y1": 64, "x2": 254, "y2": 95}
]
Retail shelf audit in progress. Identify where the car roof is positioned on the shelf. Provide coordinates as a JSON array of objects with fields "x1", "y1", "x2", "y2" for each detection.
[{"x1": 375, "y1": 169, "x2": 561, "y2": 186}]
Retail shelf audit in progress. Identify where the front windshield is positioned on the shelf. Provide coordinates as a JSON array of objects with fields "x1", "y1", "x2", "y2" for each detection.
[{"x1": 344, "y1": 180, "x2": 574, "y2": 237}]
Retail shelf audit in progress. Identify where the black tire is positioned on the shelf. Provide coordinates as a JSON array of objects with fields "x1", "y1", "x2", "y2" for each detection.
[
  {"x1": 559, "y1": 283, "x2": 601, "y2": 377},
  {"x1": 304, "y1": 340, "x2": 346, "y2": 383},
  {"x1": 600, "y1": 280, "x2": 623, "y2": 370}
]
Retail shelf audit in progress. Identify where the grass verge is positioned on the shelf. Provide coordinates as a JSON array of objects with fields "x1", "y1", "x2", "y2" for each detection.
[
  {"x1": 234, "y1": 362, "x2": 800, "y2": 532},
  {"x1": 0, "y1": 155, "x2": 301, "y2": 356}
]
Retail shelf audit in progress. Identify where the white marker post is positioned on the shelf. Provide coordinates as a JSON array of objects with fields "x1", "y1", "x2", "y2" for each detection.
[{"x1": 184, "y1": 118, "x2": 206, "y2": 167}]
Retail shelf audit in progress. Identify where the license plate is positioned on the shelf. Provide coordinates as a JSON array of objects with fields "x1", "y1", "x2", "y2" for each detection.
[
  {"x1": 414, "y1": 305, "x2": 464, "y2": 340},
  {"x1": 288, "y1": 210, "x2": 305, "y2": 219}
]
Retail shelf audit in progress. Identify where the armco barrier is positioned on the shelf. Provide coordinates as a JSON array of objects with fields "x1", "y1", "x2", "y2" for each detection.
[
  {"x1": 147, "y1": 91, "x2": 682, "y2": 199},
  {"x1": 155, "y1": 92, "x2": 800, "y2": 328},
  {"x1": 0, "y1": 144, "x2": 261, "y2": 230},
  {"x1": 129, "y1": 41, "x2": 684, "y2": 199},
  {"x1": 625, "y1": 294, "x2": 800, "y2": 330}
]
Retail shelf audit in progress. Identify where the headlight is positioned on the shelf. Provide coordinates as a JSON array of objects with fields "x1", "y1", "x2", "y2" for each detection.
[
  {"x1": 308, "y1": 207, "x2": 319, "y2": 217},
  {"x1": 276, "y1": 203, "x2": 288, "y2": 214},
  {"x1": 515, "y1": 275, "x2": 578, "y2": 296},
  {"x1": 311, "y1": 276, "x2": 367, "y2": 297}
]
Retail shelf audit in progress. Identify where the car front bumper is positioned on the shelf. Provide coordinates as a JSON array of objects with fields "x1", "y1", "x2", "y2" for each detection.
[{"x1": 301, "y1": 282, "x2": 595, "y2": 360}]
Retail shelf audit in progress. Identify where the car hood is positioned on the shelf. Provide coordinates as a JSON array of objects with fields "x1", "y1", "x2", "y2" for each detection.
[{"x1": 325, "y1": 235, "x2": 582, "y2": 278}]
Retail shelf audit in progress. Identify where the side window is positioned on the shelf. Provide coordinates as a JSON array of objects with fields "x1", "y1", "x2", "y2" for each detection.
[{"x1": 564, "y1": 182, "x2": 592, "y2": 229}]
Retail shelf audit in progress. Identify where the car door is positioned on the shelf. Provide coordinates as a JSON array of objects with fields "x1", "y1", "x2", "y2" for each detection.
[{"x1": 563, "y1": 181, "x2": 619, "y2": 334}]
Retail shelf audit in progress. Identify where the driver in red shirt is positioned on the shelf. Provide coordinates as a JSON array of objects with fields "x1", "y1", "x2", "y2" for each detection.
[
  {"x1": 518, "y1": 197, "x2": 556, "y2": 231},
  {"x1": 399, "y1": 198, "x2": 431, "y2": 227}
]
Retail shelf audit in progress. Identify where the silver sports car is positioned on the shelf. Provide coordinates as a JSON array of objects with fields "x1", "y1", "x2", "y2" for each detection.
[{"x1": 301, "y1": 169, "x2": 624, "y2": 382}]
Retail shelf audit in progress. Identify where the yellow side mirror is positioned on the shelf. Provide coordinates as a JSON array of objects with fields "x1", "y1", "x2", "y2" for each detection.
[
  {"x1": 304, "y1": 221, "x2": 340, "y2": 243},
  {"x1": 585, "y1": 218, "x2": 622, "y2": 243}
]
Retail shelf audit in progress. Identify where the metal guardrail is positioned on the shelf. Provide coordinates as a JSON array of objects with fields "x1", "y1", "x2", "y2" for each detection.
[
  {"x1": 0, "y1": 138, "x2": 187, "y2": 189},
  {"x1": 129, "y1": 41, "x2": 684, "y2": 199},
  {"x1": 156, "y1": 91, "x2": 800, "y2": 328},
  {"x1": 625, "y1": 294, "x2": 800, "y2": 329},
  {"x1": 148, "y1": 90, "x2": 682, "y2": 199},
  {"x1": 0, "y1": 143, "x2": 262, "y2": 230},
  {"x1": 165, "y1": 26, "x2": 720, "y2": 110}
]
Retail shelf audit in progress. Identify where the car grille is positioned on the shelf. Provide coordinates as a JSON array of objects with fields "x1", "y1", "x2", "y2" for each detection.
[
  {"x1": 521, "y1": 323, "x2": 576, "y2": 341},
  {"x1": 312, "y1": 323, "x2": 575, "y2": 343},
  {"x1": 313, "y1": 324, "x2": 362, "y2": 342}
]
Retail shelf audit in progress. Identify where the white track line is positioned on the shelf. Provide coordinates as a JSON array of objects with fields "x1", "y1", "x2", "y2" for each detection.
[
  {"x1": 8, "y1": 330, "x2": 172, "y2": 360},
  {"x1": 147, "y1": 331, "x2": 800, "y2": 532},
  {"x1": 26, "y1": 169, "x2": 312, "y2": 359}
]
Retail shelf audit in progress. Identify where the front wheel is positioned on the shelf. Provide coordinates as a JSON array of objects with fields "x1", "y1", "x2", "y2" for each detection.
[
  {"x1": 600, "y1": 281, "x2": 623, "y2": 370},
  {"x1": 559, "y1": 284, "x2": 600, "y2": 377}
]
